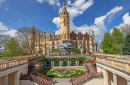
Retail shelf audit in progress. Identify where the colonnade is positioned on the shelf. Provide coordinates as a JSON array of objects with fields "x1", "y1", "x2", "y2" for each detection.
[{"x1": 44, "y1": 60, "x2": 81, "y2": 67}]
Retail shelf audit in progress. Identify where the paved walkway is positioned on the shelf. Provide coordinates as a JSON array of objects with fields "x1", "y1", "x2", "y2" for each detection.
[{"x1": 53, "y1": 78, "x2": 71, "y2": 85}]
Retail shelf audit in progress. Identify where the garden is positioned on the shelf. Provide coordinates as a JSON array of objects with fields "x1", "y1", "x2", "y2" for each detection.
[{"x1": 44, "y1": 69, "x2": 84, "y2": 78}]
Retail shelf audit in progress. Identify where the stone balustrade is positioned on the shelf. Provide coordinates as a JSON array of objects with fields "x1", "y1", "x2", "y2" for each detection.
[
  {"x1": 0, "y1": 59, "x2": 28, "y2": 71},
  {"x1": 96, "y1": 57, "x2": 130, "y2": 73},
  {"x1": 0, "y1": 56, "x2": 43, "y2": 71}
]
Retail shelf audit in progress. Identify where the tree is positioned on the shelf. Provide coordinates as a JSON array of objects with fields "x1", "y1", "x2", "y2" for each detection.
[
  {"x1": 101, "y1": 28, "x2": 124, "y2": 54},
  {"x1": 111, "y1": 28, "x2": 124, "y2": 54},
  {"x1": 0, "y1": 34, "x2": 11, "y2": 52},
  {"x1": 101, "y1": 32, "x2": 113, "y2": 53},
  {"x1": 120, "y1": 24, "x2": 130, "y2": 36},
  {"x1": 2, "y1": 38, "x2": 23, "y2": 57},
  {"x1": 122, "y1": 34, "x2": 130, "y2": 55},
  {"x1": 72, "y1": 48, "x2": 81, "y2": 53},
  {"x1": 15, "y1": 26, "x2": 42, "y2": 54}
]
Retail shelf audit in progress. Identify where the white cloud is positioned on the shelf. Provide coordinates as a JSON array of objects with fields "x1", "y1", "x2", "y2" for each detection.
[
  {"x1": 52, "y1": 17, "x2": 60, "y2": 28},
  {"x1": 0, "y1": 29, "x2": 17, "y2": 37},
  {"x1": 36, "y1": 0, "x2": 44, "y2": 3},
  {"x1": 53, "y1": 0, "x2": 123, "y2": 41},
  {"x1": 0, "y1": 22, "x2": 8, "y2": 31},
  {"x1": 122, "y1": 12, "x2": 130, "y2": 25},
  {"x1": 36, "y1": 0, "x2": 61, "y2": 7},
  {"x1": 110, "y1": 12, "x2": 130, "y2": 33},
  {"x1": 0, "y1": 0, "x2": 4, "y2": 5},
  {"x1": 0, "y1": 22, "x2": 17, "y2": 37}
]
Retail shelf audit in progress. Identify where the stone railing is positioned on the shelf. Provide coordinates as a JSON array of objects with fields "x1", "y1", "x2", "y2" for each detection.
[
  {"x1": 0, "y1": 59, "x2": 28, "y2": 70},
  {"x1": 0, "y1": 55, "x2": 35, "y2": 60},
  {"x1": 71, "y1": 72, "x2": 103, "y2": 85},
  {"x1": 30, "y1": 74, "x2": 52, "y2": 85},
  {"x1": 96, "y1": 57, "x2": 130, "y2": 73},
  {"x1": 0, "y1": 56, "x2": 43, "y2": 71}
]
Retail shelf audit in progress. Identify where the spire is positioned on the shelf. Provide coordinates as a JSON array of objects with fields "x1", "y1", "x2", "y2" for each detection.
[
  {"x1": 92, "y1": 28, "x2": 94, "y2": 35},
  {"x1": 62, "y1": 0, "x2": 68, "y2": 14},
  {"x1": 49, "y1": 28, "x2": 51, "y2": 34},
  {"x1": 32, "y1": 25, "x2": 34, "y2": 32},
  {"x1": 63, "y1": 0, "x2": 66, "y2": 7}
]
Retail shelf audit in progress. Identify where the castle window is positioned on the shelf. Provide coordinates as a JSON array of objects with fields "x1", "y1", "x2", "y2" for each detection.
[
  {"x1": 65, "y1": 36, "x2": 66, "y2": 39},
  {"x1": 75, "y1": 41, "x2": 77, "y2": 44},
  {"x1": 52, "y1": 42, "x2": 55, "y2": 45},
  {"x1": 40, "y1": 48, "x2": 42, "y2": 50},
  {"x1": 79, "y1": 41, "x2": 82, "y2": 44},
  {"x1": 52, "y1": 47, "x2": 55, "y2": 50},
  {"x1": 83, "y1": 41, "x2": 85, "y2": 44}
]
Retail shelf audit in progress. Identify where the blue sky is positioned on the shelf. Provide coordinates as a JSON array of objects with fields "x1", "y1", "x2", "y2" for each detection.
[{"x1": 0, "y1": 0, "x2": 130, "y2": 43}]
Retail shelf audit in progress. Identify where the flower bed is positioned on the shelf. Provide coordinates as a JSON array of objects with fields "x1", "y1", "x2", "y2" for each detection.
[{"x1": 44, "y1": 69, "x2": 84, "y2": 78}]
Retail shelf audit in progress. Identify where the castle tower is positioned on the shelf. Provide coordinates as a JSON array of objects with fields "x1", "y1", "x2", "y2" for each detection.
[
  {"x1": 29, "y1": 25, "x2": 36, "y2": 54},
  {"x1": 91, "y1": 28, "x2": 96, "y2": 52},
  {"x1": 60, "y1": 0, "x2": 70, "y2": 40}
]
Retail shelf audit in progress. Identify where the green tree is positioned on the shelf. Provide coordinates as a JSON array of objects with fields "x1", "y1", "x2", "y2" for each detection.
[
  {"x1": 101, "y1": 32, "x2": 113, "y2": 53},
  {"x1": 2, "y1": 38, "x2": 23, "y2": 57},
  {"x1": 101, "y1": 28, "x2": 124, "y2": 54},
  {"x1": 72, "y1": 48, "x2": 81, "y2": 53},
  {"x1": 122, "y1": 34, "x2": 130, "y2": 55},
  {"x1": 111, "y1": 28, "x2": 124, "y2": 54}
]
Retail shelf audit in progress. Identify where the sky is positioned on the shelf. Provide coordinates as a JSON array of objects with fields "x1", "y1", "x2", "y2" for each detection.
[{"x1": 0, "y1": 0, "x2": 130, "y2": 43}]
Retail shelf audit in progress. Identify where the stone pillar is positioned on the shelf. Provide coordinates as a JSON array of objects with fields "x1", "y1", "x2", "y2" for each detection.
[
  {"x1": 78, "y1": 61, "x2": 79, "y2": 67},
  {"x1": 68, "y1": 61, "x2": 69, "y2": 67},
  {"x1": 4, "y1": 75, "x2": 8, "y2": 85},
  {"x1": 53, "y1": 61, "x2": 54, "y2": 67},
  {"x1": 44, "y1": 61, "x2": 46, "y2": 67},
  {"x1": 60, "y1": 61, "x2": 62, "y2": 67},
  {"x1": 59, "y1": 61, "x2": 60, "y2": 67},
  {"x1": 127, "y1": 80, "x2": 130, "y2": 85},
  {"x1": 75, "y1": 61, "x2": 77, "y2": 66},
  {"x1": 104, "y1": 69, "x2": 109, "y2": 85},
  {"x1": 113, "y1": 73, "x2": 117, "y2": 85},
  {"x1": 51, "y1": 61, "x2": 52, "y2": 67},
  {"x1": 15, "y1": 71, "x2": 19, "y2": 85}
]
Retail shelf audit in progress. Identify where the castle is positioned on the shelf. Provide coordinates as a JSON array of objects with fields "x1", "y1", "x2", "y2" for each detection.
[{"x1": 29, "y1": 0, "x2": 97, "y2": 54}]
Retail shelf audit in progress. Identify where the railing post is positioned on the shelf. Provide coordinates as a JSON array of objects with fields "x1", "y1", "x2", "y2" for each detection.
[{"x1": 92, "y1": 72, "x2": 93, "y2": 77}]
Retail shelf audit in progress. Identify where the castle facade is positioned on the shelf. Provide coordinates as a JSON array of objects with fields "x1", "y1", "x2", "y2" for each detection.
[{"x1": 29, "y1": 1, "x2": 97, "y2": 54}]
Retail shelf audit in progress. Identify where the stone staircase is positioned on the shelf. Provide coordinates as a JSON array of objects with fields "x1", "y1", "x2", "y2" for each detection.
[{"x1": 86, "y1": 63, "x2": 96, "y2": 73}]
